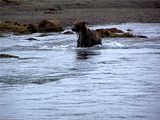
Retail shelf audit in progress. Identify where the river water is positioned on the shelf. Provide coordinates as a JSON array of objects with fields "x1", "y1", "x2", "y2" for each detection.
[{"x1": 0, "y1": 23, "x2": 160, "y2": 120}]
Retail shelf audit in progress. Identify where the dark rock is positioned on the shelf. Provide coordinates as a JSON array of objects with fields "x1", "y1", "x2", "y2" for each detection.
[
  {"x1": 0, "y1": 54, "x2": 19, "y2": 59},
  {"x1": 23, "y1": 24, "x2": 27, "y2": 27},
  {"x1": 4, "y1": 21, "x2": 10, "y2": 24},
  {"x1": 14, "y1": 22, "x2": 18, "y2": 25},
  {"x1": 136, "y1": 35, "x2": 148, "y2": 38},
  {"x1": 48, "y1": 8, "x2": 56, "y2": 11},
  {"x1": 26, "y1": 38, "x2": 39, "y2": 41},
  {"x1": 1, "y1": 0, "x2": 11, "y2": 4}
]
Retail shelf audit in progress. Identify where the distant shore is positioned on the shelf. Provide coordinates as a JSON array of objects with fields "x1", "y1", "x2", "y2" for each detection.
[{"x1": 0, "y1": 0, "x2": 160, "y2": 27}]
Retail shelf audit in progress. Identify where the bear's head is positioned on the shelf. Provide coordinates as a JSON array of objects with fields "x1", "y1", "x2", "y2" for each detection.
[{"x1": 71, "y1": 20, "x2": 87, "y2": 32}]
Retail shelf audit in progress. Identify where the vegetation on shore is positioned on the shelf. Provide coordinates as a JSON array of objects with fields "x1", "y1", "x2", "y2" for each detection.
[
  {"x1": 0, "y1": 20, "x2": 63, "y2": 34},
  {"x1": 0, "y1": 21, "x2": 29, "y2": 34}
]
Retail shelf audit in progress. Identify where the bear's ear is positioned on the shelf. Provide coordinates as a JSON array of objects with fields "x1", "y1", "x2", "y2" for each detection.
[{"x1": 82, "y1": 21, "x2": 87, "y2": 25}]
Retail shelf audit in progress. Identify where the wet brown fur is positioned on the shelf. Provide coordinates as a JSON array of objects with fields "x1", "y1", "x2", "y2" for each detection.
[{"x1": 71, "y1": 20, "x2": 101, "y2": 47}]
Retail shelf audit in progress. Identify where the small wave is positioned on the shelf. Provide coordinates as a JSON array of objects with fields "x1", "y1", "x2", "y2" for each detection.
[
  {"x1": 102, "y1": 41, "x2": 126, "y2": 49},
  {"x1": 0, "y1": 45, "x2": 40, "y2": 51},
  {"x1": 39, "y1": 45, "x2": 53, "y2": 50},
  {"x1": 0, "y1": 76, "x2": 62, "y2": 85},
  {"x1": 106, "y1": 42, "x2": 125, "y2": 47},
  {"x1": 0, "y1": 44, "x2": 76, "y2": 51}
]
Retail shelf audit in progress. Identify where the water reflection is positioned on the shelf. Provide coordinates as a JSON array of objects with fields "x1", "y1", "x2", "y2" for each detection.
[{"x1": 76, "y1": 49, "x2": 101, "y2": 60}]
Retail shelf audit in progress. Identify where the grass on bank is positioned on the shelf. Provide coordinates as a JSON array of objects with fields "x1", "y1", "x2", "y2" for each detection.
[{"x1": 0, "y1": 21, "x2": 30, "y2": 34}]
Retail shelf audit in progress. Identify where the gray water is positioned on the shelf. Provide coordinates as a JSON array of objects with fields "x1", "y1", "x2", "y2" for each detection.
[{"x1": 0, "y1": 23, "x2": 160, "y2": 120}]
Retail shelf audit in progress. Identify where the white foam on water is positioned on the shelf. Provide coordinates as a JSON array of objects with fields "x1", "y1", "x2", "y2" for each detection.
[
  {"x1": 103, "y1": 41, "x2": 125, "y2": 48},
  {"x1": 39, "y1": 45, "x2": 51, "y2": 50}
]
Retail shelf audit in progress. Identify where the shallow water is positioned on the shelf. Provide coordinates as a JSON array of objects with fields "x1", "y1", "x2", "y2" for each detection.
[{"x1": 0, "y1": 23, "x2": 160, "y2": 120}]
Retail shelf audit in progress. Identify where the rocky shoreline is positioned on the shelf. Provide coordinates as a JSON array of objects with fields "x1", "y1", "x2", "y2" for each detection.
[{"x1": 0, "y1": 19, "x2": 147, "y2": 39}]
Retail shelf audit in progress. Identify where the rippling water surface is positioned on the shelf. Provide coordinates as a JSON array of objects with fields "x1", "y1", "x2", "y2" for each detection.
[{"x1": 0, "y1": 23, "x2": 160, "y2": 120}]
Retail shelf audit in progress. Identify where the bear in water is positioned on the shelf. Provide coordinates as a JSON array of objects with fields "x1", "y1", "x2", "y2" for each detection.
[{"x1": 71, "y1": 20, "x2": 102, "y2": 47}]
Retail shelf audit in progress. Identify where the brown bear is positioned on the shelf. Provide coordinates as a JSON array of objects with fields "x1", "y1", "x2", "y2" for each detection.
[{"x1": 71, "y1": 20, "x2": 102, "y2": 47}]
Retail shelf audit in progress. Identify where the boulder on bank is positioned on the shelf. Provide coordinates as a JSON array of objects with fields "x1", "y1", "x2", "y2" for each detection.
[
  {"x1": 96, "y1": 28, "x2": 147, "y2": 38},
  {"x1": 96, "y1": 29, "x2": 112, "y2": 37},
  {"x1": 38, "y1": 20, "x2": 63, "y2": 32},
  {"x1": 96, "y1": 28, "x2": 124, "y2": 37}
]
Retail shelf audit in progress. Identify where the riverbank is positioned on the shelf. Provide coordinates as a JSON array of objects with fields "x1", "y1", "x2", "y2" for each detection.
[{"x1": 0, "y1": 0, "x2": 160, "y2": 27}]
